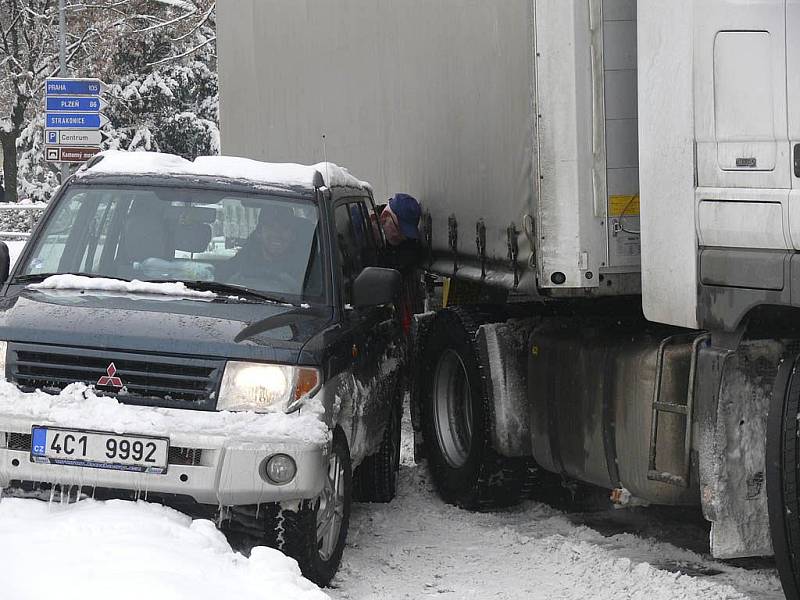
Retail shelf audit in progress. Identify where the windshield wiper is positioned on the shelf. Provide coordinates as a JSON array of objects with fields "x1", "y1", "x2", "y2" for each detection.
[
  {"x1": 146, "y1": 280, "x2": 293, "y2": 305},
  {"x1": 12, "y1": 272, "x2": 129, "y2": 284}
]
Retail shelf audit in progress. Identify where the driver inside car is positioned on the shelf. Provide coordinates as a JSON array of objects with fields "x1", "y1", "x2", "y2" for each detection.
[{"x1": 217, "y1": 205, "x2": 301, "y2": 291}]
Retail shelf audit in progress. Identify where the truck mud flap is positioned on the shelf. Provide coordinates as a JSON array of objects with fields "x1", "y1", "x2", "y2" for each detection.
[
  {"x1": 767, "y1": 356, "x2": 800, "y2": 600},
  {"x1": 409, "y1": 311, "x2": 436, "y2": 461}
]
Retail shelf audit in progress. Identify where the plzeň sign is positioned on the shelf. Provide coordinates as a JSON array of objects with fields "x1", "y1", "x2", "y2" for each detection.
[{"x1": 46, "y1": 96, "x2": 106, "y2": 112}]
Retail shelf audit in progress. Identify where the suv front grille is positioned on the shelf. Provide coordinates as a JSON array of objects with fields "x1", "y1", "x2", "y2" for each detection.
[
  {"x1": 6, "y1": 432, "x2": 30, "y2": 451},
  {"x1": 8, "y1": 343, "x2": 223, "y2": 410}
]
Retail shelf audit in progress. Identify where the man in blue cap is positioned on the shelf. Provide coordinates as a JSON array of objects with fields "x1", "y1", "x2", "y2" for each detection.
[
  {"x1": 381, "y1": 193, "x2": 421, "y2": 245},
  {"x1": 379, "y1": 193, "x2": 423, "y2": 334}
]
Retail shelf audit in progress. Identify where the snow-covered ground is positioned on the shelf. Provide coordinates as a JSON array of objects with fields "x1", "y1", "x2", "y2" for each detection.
[
  {"x1": 0, "y1": 403, "x2": 785, "y2": 599},
  {"x1": 7, "y1": 239, "x2": 27, "y2": 267},
  {"x1": 328, "y1": 414, "x2": 783, "y2": 600},
  {"x1": 0, "y1": 498, "x2": 326, "y2": 600}
]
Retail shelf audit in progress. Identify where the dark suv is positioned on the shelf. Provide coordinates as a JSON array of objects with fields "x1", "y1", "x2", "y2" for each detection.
[{"x1": 0, "y1": 151, "x2": 405, "y2": 586}]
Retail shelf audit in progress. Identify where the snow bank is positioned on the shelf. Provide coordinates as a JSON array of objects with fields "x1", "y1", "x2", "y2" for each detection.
[
  {"x1": 28, "y1": 274, "x2": 217, "y2": 299},
  {"x1": 0, "y1": 497, "x2": 329, "y2": 600},
  {"x1": 76, "y1": 150, "x2": 370, "y2": 191},
  {"x1": 0, "y1": 381, "x2": 329, "y2": 445},
  {"x1": 8, "y1": 240, "x2": 26, "y2": 267},
  {"x1": 0, "y1": 200, "x2": 49, "y2": 208},
  {"x1": 330, "y1": 407, "x2": 781, "y2": 600}
]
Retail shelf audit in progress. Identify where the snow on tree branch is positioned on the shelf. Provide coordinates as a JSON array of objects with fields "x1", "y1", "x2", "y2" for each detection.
[
  {"x1": 147, "y1": 35, "x2": 215, "y2": 67},
  {"x1": 1, "y1": 0, "x2": 218, "y2": 202}
]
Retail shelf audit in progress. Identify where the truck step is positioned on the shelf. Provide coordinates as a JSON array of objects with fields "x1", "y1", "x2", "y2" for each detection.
[{"x1": 647, "y1": 333, "x2": 710, "y2": 488}]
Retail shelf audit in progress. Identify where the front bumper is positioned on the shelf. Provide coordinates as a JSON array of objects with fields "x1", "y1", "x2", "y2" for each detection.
[{"x1": 0, "y1": 415, "x2": 329, "y2": 506}]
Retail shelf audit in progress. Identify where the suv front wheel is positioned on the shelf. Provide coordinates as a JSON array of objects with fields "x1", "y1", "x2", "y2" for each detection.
[{"x1": 225, "y1": 427, "x2": 353, "y2": 587}]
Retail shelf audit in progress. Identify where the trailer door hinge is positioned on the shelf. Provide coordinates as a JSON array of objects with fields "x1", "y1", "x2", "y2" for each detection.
[
  {"x1": 448, "y1": 215, "x2": 458, "y2": 274},
  {"x1": 507, "y1": 223, "x2": 519, "y2": 288},
  {"x1": 422, "y1": 211, "x2": 433, "y2": 268},
  {"x1": 476, "y1": 220, "x2": 487, "y2": 280}
]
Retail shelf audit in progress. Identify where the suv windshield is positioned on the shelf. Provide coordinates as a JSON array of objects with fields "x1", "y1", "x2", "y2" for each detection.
[{"x1": 16, "y1": 185, "x2": 327, "y2": 304}]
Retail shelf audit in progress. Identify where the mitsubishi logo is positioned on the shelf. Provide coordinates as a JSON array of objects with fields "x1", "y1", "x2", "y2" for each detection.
[{"x1": 97, "y1": 362, "x2": 123, "y2": 388}]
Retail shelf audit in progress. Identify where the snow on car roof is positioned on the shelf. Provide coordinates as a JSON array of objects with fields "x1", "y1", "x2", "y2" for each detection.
[{"x1": 75, "y1": 150, "x2": 372, "y2": 191}]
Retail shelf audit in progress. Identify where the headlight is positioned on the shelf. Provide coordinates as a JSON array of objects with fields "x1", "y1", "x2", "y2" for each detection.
[{"x1": 217, "y1": 361, "x2": 320, "y2": 413}]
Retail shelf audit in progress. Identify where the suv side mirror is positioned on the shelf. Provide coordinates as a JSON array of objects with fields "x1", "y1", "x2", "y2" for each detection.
[
  {"x1": 352, "y1": 266, "x2": 401, "y2": 307},
  {"x1": 0, "y1": 241, "x2": 10, "y2": 283}
]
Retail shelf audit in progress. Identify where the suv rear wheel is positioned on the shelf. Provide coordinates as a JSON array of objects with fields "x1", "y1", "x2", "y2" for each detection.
[{"x1": 353, "y1": 395, "x2": 402, "y2": 503}]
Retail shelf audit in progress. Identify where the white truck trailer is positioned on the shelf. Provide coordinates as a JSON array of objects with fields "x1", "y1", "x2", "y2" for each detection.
[{"x1": 217, "y1": 1, "x2": 800, "y2": 596}]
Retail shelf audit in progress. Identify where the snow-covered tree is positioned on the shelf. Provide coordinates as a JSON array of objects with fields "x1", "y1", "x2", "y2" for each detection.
[
  {"x1": 0, "y1": 1, "x2": 68, "y2": 202},
  {"x1": 4, "y1": 0, "x2": 217, "y2": 202},
  {"x1": 103, "y1": 6, "x2": 219, "y2": 159}
]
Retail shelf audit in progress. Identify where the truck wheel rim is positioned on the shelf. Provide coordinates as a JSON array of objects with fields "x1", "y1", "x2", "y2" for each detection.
[
  {"x1": 316, "y1": 452, "x2": 345, "y2": 561},
  {"x1": 433, "y1": 349, "x2": 473, "y2": 469}
]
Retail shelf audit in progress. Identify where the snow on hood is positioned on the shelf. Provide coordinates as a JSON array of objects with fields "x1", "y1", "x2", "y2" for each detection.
[
  {"x1": 28, "y1": 274, "x2": 217, "y2": 299},
  {"x1": 75, "y1": 150, "x2": 371, "y2": 191},
  {"x1": 0, "y1": 498, "x2": 329, "y2": 600},
  {"x1": 0, "y1": 381, "x2": 329, "y2": 445}
]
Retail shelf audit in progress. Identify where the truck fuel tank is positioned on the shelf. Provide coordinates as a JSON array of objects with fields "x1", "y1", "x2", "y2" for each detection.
[{"x1": 523, "y1": 318, "x2": 702, "y2": 506}]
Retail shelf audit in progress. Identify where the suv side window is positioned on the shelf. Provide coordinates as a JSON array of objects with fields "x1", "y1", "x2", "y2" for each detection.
[{"x1": 334, "y1": 200, "x2": 376, "y2": 305}]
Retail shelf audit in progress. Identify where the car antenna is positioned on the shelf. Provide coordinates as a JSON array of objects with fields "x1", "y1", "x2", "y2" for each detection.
[{"x1": 321, "y1": 133, "x2": 331, "y2": 186}]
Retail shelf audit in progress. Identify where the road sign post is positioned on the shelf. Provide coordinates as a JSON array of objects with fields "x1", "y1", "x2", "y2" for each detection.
[{"x1": 58, "y1": 0, "x2": 68, "y2": 182}]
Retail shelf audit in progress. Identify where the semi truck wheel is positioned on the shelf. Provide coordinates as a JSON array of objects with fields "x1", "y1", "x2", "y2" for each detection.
[
  {"x1": 419, "y1": 306, "x2": 535, "y2": 510},
  {"x1": 353, "y1": 395, "x2": 402, "y2": 502},
  {"x1": 768, "y1": 357, "x2": 800, "y2": 600},
  {"x1": 226, "y1": 427, "x2": 352, "y2": 587}
]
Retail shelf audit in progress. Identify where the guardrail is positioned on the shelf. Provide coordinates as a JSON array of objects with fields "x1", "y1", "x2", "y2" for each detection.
[{"x1": 0, "y1": 204, "x2": 46, "y2": 241}]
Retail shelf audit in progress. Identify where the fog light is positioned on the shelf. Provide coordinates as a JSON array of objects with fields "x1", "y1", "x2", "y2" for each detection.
[{"x1": 264, "y1": 454, "x2": 296, "y2": 485}]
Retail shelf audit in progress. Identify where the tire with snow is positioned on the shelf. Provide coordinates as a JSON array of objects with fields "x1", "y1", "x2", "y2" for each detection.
[
  {"x1": 419, "y1": 306, "x2": 536, "y2": 510},
  {"x1": 226, "y1": 427, "x2": 352, "y2": 587},
  {"x1": 767, "y1": 356, "x2": 800, "y2": 600},
  {"x1": 353, "y1": 394, "x2": 402, "y2": 503}
]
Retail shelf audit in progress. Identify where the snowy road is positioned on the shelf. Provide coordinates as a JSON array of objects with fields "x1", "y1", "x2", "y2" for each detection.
[
  {"x1": 329, "y1": 414, "x2": 783, "y2": 600},
  {"x1": 0, "y1": 407, "x2": 785, "y2": 600}
]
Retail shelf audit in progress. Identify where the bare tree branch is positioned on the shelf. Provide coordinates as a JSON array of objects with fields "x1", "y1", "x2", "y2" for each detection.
[
  {"x1": 170, "y1": 1, "x2": 214, "y2": 42},
  {"x1": 134, "y1": 6, "x2": 198, "y2": 35},
  {"x1": 146, "y1": 34, "x2": 214, "y2": 66}
]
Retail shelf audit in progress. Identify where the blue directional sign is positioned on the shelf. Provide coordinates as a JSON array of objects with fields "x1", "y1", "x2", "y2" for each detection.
[
  {"x1": 45, "y1": 77, "x2": 109, "y2": 163},
  {"x1": 46, "y1": 113, "x2": 108, "y2": 129},
  {"x1": 46, "y1": 96, "x2": 105, "y2": 112},
  {"x1": 46, "y1": 78, "x2": 103, "y2": 96}
]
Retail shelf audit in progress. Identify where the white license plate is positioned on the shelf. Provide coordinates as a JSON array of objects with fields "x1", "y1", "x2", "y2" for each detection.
[{"x1": 30, "y1": 426, "x2": 169, "y2": 474}]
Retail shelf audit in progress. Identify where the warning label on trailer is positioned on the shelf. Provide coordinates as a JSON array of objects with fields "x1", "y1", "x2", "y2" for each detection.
[{"x1": 608, "y1": 195, "x2": 640, "y2": 217}]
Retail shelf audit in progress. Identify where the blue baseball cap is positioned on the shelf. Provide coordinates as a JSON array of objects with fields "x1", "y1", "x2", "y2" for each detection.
[{"x1": 389, "y1": 193, "x2": 421, "y2": 240}]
